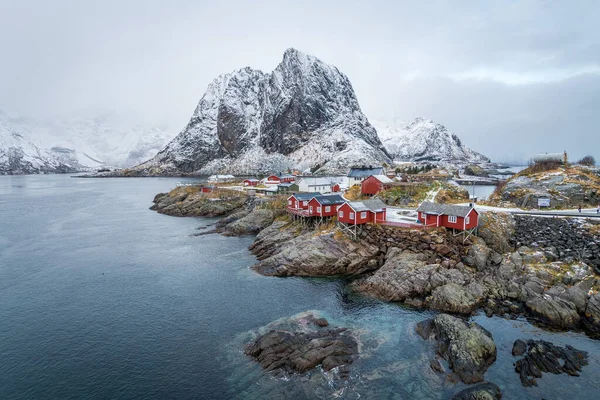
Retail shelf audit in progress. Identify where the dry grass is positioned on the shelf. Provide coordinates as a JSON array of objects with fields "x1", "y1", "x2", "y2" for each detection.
[{"x1": 345, "y1": 186, "x2": 364, "y2": 201}]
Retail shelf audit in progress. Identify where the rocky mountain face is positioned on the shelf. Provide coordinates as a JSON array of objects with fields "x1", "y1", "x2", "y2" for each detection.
[
  {"x1": 373, "y1": 118, "x2": 489, "y2": 163},
  {"x1": 134, "y1": 48, "x2": 391, "y2": 175},
  {"x1": 0, "y1": 110, "x2": 173, "y2": 174}
]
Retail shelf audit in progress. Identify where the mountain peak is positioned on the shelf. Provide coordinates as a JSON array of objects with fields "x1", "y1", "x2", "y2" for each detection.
[
  {"x1": 372, "y1": 119, "x2": 490, "y2": 163},
  {"x1": 135, "y1": 49, "x2": 390, "y2": 175}
]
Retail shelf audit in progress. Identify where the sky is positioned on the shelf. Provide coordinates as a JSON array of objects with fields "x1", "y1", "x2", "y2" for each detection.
[{"x1": 0, "y1": 0, "x2": 599, "y2": 163}]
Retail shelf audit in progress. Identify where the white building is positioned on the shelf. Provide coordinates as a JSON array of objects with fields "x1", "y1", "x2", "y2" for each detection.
[{"x1": 296, "y1": 177, "x2": 335, "y2": 193}]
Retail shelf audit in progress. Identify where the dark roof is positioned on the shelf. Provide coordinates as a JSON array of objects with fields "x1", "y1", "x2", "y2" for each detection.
[
  {"x1": 346, "y1": 198, "x2": 387, "y2": 212},
  {"x1": 313, "y1": 194, "x2": 345, "y2": 205},
  {"x1": 348, "y1": 166, "x2": 384, "y2": 178},
  {"x1": 289, "y1": 192, "x2": 322, "y2": 201},
  {"x1": 278, "y1": 182, "x2": 294, "y2": 188},
  {"x1": 417, "y1": 201, "x2": 476, "y2": 218}
]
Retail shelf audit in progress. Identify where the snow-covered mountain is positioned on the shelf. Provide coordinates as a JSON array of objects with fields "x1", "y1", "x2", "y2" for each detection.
[
  {"x1": 373, "y1": 118, "x2": 490, "y2": 163},
  {"x1": 0, "y1": 110, "x2": 174, "y2": 174},
  {"x1": 134, "y1": 48, "x2": 391, "y2": 175}
]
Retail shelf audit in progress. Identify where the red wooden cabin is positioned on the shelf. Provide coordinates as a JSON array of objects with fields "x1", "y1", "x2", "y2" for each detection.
[
  {"x1": 307, "y1": 195, "x2": 345, "y2": 217},
  {"x1": 266, "y1": 174, "x2": 295, "y2": 185},
  {"x1": 337, "y1": 199, "x2": 387, "y2": 225},
  {"x1": 332, "y1": 184, "x2": 341, "y2": 192},
  {"x1": 287, "y1": 192, "x2": 322, "y2": 211},
  {"x1": 361, "y1": 175, "x2": 394, "y2": 196},
  {"x1": 416, "y1": 202, "x2": 479, "y2": 230},
  {"x1": 243, "y1": 179, "x2": 259, "y2": 186}
]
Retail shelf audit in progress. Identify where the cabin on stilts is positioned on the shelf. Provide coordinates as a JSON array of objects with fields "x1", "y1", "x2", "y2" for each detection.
[{"x1": 416, "y1": 201, "x2": 479, "y2": 242}]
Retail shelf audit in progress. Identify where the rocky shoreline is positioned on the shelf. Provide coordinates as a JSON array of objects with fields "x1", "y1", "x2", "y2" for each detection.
[
  {"x1": 149, "y1": 185, "x2": 600, "y2": 396},
  {"x1": 150, "y1": 185, "x2": 600, "y2": 337}
]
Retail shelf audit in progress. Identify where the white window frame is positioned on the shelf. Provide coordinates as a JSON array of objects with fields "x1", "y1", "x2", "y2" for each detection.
[
  {"x1": 303, "y1": 201, "x2": 307, "y2": 206},
  {"x1": 350, "y1": 212, "x2": 355, "y2": 220},
  {"x1": 339, "y1": 211, "x2": 344, "y2": 218},
  {"x1": 325, "y1": 206, "x2": 331, "y2": 212},
  {"x1": 448, "y1": 215, "x2": 457, "y2": 223},
  {"x1": 309, "y1": 206, "x2": 313, "y2": 213},
  {"x1": 465, "y1": 216, "x2": 470, "y2": 225},
  {"x1": 361, "y1": 212, "x2": 367, "y2": 219},
  {"x1": 317, "y1": 206, "x2": 321, "y2": 213},
  {"x1": 288, "y1": 200, "x2": 292, "y2": 205}
]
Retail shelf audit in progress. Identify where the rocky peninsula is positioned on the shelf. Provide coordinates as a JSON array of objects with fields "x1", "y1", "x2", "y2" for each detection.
[{"x1": 150, "y1": 184, "x2": 600, "y2": 337}]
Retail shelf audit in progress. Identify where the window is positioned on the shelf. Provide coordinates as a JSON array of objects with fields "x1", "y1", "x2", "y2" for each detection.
[
  {"x1": 361, "y1": 212, "x2": 367, "y2": 219},
  {"x1": 303, "y1": 201, "x2": 307, "y2": 206},
  {"x1": 317, "y1": 207, "x2": 321, "y2": 213},
  {"x1": 325, "y1": 206, "x2": 331, "y2": 212},
  {"x1": 339, "y1": 211, "x2": 344, "y2": 218},
  {"x1": 288, "y1": 200, "x2": 292, "y2": 205},
  {"x1": 350, "y1": 212, "x2": 355, "y2": 220},
  {"x1": 309, "y1": 206, "x2": 313, "y2": 213},
  {"x1": 465, "y1": 216, "x2": 470, "y2": 225},
  {"x1": 448, "y1": 216, "x2": 457, "y2": 223}
]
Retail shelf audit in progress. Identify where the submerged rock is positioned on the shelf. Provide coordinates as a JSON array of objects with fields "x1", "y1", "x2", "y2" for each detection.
[
  {"x1": 514, "y1": 339, "x2": 589, "y2": 387},
  {"x1": 244, "y1": 313, "x2": 358, "y2": 378},
  {"x1": 452, "y1": 382, "x2": 502, "y2": 400},
  {"x1": 511, "y1": 339, "x2": 527, "y2": 356},
  {"x1": 417, "y1": 314, "x2": 497, "y2": 384}
]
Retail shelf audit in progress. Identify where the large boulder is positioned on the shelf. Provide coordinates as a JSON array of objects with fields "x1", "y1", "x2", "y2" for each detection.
[
  {"x1": 244, "y1": 313, "x2": 358, "y2": 377},
  {"x1": 427, "y1": 282, "x2": 484, "y2": 315},
  {"x1": 477, "y1": 213, "x2": 515, "y2": 254},
  {"x1": 452, "y1": 382, "x2": 502, "y2": 400},
  {"x1": 583, "y1": 293, "x2": 600, "y2": 333},
  {"x1": 354, "y1": 248, "x2": 469, "y2": 302},
  {"x1": 416, "y1": 314, "x2": 497, "y2": 384},
  {"x1": 524, "y1": 293, "x2": 580, "y2": 329},
  {"x1": 222, "y1": 209, "x2": 275, "y2": 235}
]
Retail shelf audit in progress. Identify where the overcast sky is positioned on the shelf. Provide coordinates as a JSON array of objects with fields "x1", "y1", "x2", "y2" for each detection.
[{"x1": 1, "y1": 0, "x2": 598, "y2": 163}]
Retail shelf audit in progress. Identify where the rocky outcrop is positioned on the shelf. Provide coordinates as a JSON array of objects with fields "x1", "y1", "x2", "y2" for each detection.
[
  {"x1": 428, "y1": 282, "x2": 485, "y2": 314},
  {"x1": 496, "y1": 166, "x2": 600, "y2": 209},
  {"x1": 477, "y1": 213, "x2": 516, "y2": 254},
  {"x1": 244, "y1": 313, "x2": 358, "y2": 378},
  {"x1": 524, "y1": 293, "x2": 580, "y2": 329},
  {"x1": 463, "y1": 165, "x2": 489, "y2": 177},
  {"x1": 219, "y1": 209, "x2": 275, "y2": 236},
  {"x1": 513, "y1": 339, "x2": 589, "y2": 387},
  {"x1": 416, "y1": 314, "x2": 497, "y2": 384},
  {"x1": 150, "y1": 186, "x2": 248, "y2": 217},
  {"x1": 249, "y1": 221, "x2": 381, "y2": 276},
  {"x1": 452, "y1": 382, "x2": 502, "y2": 400}
]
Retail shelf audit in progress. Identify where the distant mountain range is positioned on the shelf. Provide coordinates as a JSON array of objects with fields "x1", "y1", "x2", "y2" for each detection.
[
  {"x1": 2, "y1": 49, "x2": 490, "y2": 176},
  {"x1": 373, "y1": 118, "x2": 490, "y2": 163},
  {"x1": 0, "y1": 110, "x2": 174, "y2": 174}
]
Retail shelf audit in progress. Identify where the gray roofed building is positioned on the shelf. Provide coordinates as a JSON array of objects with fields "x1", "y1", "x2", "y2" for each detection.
[
  {"x1": 346, "y1": 198, "x2": 387, "y2": 212},
  {"x1": 313, "y1": 194, "x2": 345, "y2": 205},
  {"x1": 417, "y1": 201, "x2": 475, "y2": 217},
  {"x1": 289, "y1": 192, "x2": 322, "y2": 201}
]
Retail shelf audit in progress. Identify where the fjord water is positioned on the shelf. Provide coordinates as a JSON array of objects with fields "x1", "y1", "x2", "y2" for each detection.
[{"x1": 1, "y1": 175, "x2": 599, "y2": 399}]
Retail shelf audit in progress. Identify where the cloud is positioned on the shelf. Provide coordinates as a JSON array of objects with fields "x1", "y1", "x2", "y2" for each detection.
[{"x1": 0, "y1": 0, "x2": 598, "y2": 163}]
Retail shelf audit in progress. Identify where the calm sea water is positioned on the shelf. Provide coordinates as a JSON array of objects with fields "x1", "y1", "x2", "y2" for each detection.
[{"x1": 1, "y1": 175, "x2": 599, "y2": 399}]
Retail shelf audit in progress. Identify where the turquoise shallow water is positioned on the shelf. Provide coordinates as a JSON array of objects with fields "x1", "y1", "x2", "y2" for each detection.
[{"x1": 0, "y1": 175, "x2": 599, "y2": 399}]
